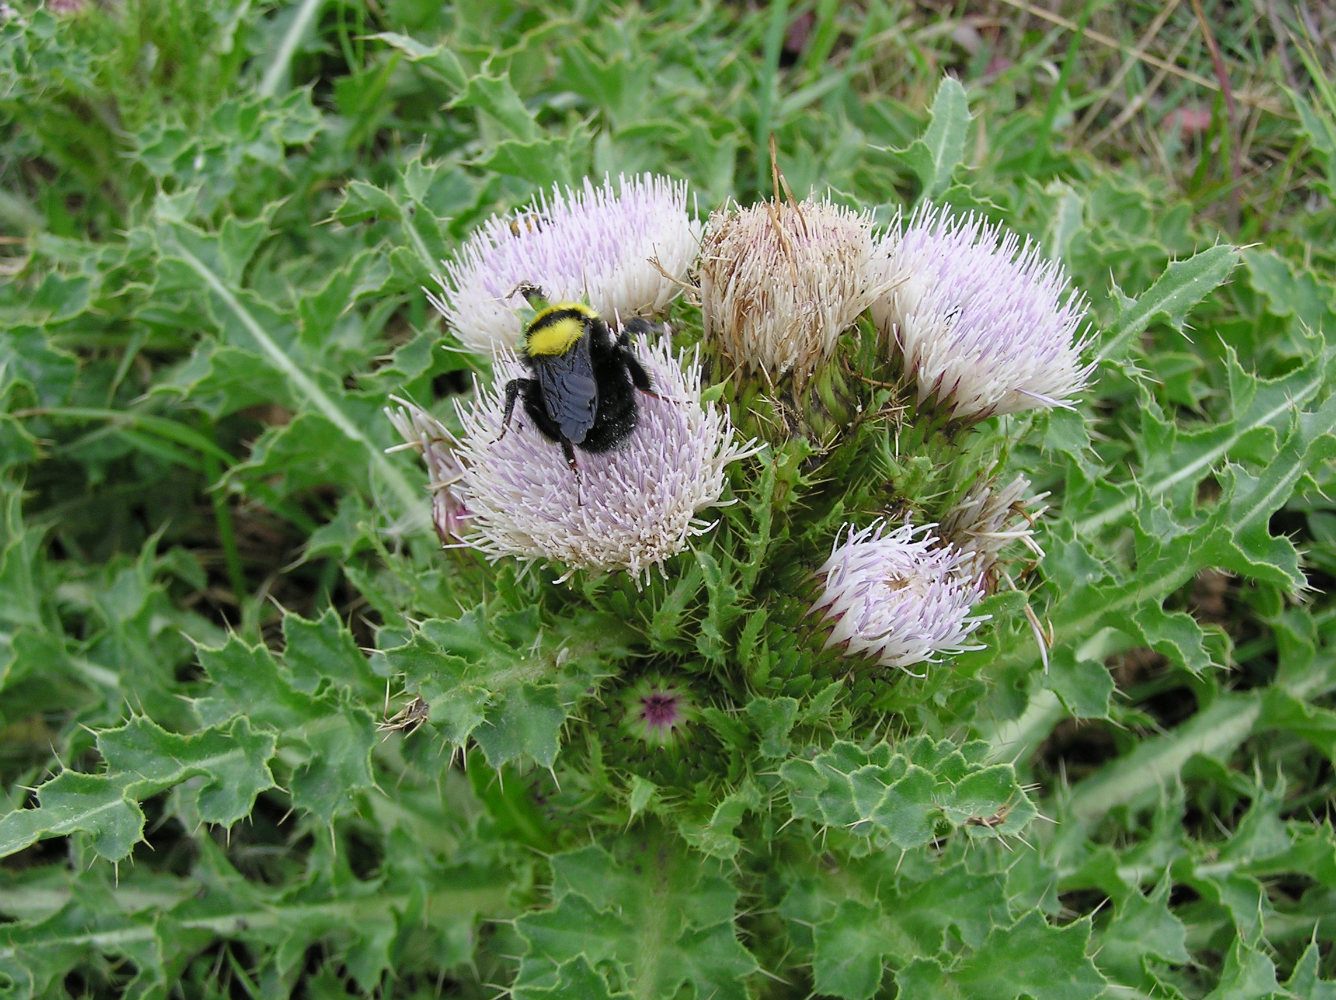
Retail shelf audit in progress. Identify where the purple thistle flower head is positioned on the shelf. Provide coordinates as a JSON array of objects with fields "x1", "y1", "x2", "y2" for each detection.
[
  {"x1": 385, "y1": 399, "x2": 470, "y2": 544},
  {"x1": 449, "y1": 332, "x2": 760, "y2": 584},
  {"x1": 431, "y1": 174, "x2": 702, "y2": 354},
  {"x1": 869, "y1": 205, "x2": 1094, "y2": 422},
  {"x1": 621, "y1": 675, "x2": 698, "y2": 748},
  {"x1": 811, "y1": 519, "x2": 989, "y2": 673}
]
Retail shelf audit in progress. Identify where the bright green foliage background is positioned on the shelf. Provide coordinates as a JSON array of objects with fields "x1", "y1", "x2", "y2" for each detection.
[{"x1": 3, "y1": 1, "x2": 1335, "y2": 998}]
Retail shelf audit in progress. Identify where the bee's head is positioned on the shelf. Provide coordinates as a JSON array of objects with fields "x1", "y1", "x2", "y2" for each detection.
[{"x1": 522, "y1": 302, "x2": 602, "y2": 357}]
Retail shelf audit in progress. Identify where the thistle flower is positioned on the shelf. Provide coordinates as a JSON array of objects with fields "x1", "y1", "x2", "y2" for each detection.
[
  {"x1": 699, "y1": 197, "x2": 881, "y2": 389},
  {"x1": 621, "y1": 675, "x2": 698, "y2": 748},
  {"x1": 811, "y1": 520, "x2": 988, "y2": 672},
  {"x1": 432, "y1": 174, "x2": 702, "y2": 354},
  {"x1": 869, "y1": 205, "x2": 1093, "y2": 422},
  {"x1": 385, "y1": 399, "x2": 470, "y2": 544},
  {"x1": 451, "y1": 333, "x2": 759, "y2": 583},
  {"x1": 939, "y1": 476, "x2": 1048, "y2": 585}
]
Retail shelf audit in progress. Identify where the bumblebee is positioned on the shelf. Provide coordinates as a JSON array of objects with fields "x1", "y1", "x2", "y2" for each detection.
[{"x1": 499, "y1": 284, "x2": 656, "y2": 477}]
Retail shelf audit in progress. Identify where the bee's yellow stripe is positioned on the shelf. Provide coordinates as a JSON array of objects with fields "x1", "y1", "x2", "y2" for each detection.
[{"x1": 524, "y1": 304, "x2": 596, "y2": 356}]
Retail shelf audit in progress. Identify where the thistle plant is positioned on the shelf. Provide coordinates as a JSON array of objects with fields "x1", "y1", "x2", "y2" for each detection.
[
  {"x1": 370, "y1": 145, "x2": 1309, "y2": 999},
  {"x1": 4, "y1": 19, "x2": 1331, "y2": 1000},
  {"x1": 389, "y1": 165, "x2": 1089, "y2": 867}
]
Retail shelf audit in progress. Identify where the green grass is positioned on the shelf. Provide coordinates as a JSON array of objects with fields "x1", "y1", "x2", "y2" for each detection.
[{"x1": 2, "y1": 1, "x2": 1335, "y2": 997}]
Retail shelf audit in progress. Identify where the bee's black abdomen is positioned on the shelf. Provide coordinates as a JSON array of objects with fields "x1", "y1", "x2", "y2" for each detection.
[
  {"x1": 577, "y1": 320, "x2": 644, "y2": 452},
  {"x1": 579, "y1": 365, "x2": 638, "y2": 452}
]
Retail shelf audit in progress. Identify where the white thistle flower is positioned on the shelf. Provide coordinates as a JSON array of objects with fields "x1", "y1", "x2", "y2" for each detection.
[
  {"x1": 431, "y1": 174, "x2": 702, "y2": 354},
  {"x1": 385, "y1": 399, "x2": 470, "y2": 544},
  {"x1": 869, "y1": 205, "x2": 1094, "y2": 421},
  {"x1": 811, "y1": 520, "x2": 988, "y2": 672},
  {"x1": 451, "y1": 332, "x2": 760, "y2": 583},
  {"x1": 699, "y1": 197, "x2": 881, "y2": 387}
]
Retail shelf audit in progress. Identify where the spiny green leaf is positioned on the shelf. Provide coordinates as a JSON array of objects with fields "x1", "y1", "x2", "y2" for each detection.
[
  {"x1": 897, "y1": 911, "x2": 1106, "y2": 1000},
  {"x1": 518, "y1": 955, "x2": 634, "y2": 1000},
  {"x1": 0, "y1": 717, "x2": 276, "y2": 861},
  {"x1": 1063, "y1": 611, "x2": 1335, "y2": 831},
  {"x1": 780, "y1": 737, "x2": 1035, "y2": 852},
  {"x1": 379, "y1": 608, "x2": 633, "y2": 769},
  {"x1": 514, "y1": 840, "x2": 756, "y2": 1000},
  {"x1": 812, "y1": 900, "x2": 889, "y2": 1000},
  {"x1": 0, "y1": 849, "x2": 514, "y2": 997},
  {"x1": 331, "y1": 179, "x2": 405, "y2": 224},
  {"x1": 1044, "y1": 647, "x2": 1117, "y2": 720},
  {"x1": 0, "y1": 771, "x2": 142, "y2": 862},
  {"x1": 472, "y1": 685, "x2": 566, "y2": 770},
  {"x1": 290, "y1": 706, "x2": 377, "y2": 826},
  {"x1": 678, "y1": 782, "x2": 761, "y2": 860},
  {"x1": 1065, "y1": 694, "x2": 1266, "y2": 830},
  {"x1": 1103, "y1": 244, "x2": 1241, "y2": 359},
  {"x1": 891, "y1": 76, "x2": 970, "y2": 200},
  {"x1": 0, "y1": 480, "x2": 45, "y2": 633},
  {"x1": 1287, "y1": 84, "x2": 1336, "y2": 198},
  {"x1": 1094, "y1": 876, "x2": 1191, "y2": 984},
  {"x1": 0, "y1": 327, "x2": 79, "y2": 406},
  {"x1": 1080, "y1": 332, "x2": 1332, "y2": 539},
  {"x1": 746, "y1": 695, "x2": 800, "y2": 758},
  {"x1": 1210, "y1": 934, "x2": 1280, "y2": 999},
  {"x1": 193, "y1": 634, "x2": 321, "y2": 730},
  {"x1": 1242, "y1": 247, "x2": 1335, "y2": 337},
  {"x1": 282, "y1": 609, "x2": 374, "y2": 696},
  {"x1": 153, "y1": 211, "x2": 422, "y2": 514},
  {"x1": 1283, "y1": 941, "x2": 1336, "y2": 1000},
  {"x1": 892, "y1": 863, "x2": 1015, "y2": 952}
]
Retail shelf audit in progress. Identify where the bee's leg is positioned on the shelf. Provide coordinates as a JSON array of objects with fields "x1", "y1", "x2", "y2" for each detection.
[
  {"x1": 620, "y1": 317, "x2": 654, "y2": 339},
  {"x1": 620, "y1": 348, "x2": 663, "y2": 399},
  {"x1": 496, "y1": 378, "x2": 529, "y2": 442},
  {"x1": 560, "y1": 438, "x2": 585, "y2": 505},
  {"x1": 615, "y1": 320, "x2": 665, "y2": 400},
  {"x1": 559, "y1": 437, "x2": 580, "y2": 473}
]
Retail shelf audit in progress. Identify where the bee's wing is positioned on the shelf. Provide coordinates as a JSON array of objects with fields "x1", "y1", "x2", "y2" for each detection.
[{"x1": 535, "y1": 336, "x2": 598, "y2": 445}]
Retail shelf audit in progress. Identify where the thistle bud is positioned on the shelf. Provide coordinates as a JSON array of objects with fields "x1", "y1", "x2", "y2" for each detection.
[
  {"x1": 939, "y1": 476, "x2": 1048, "y2": 587},
  {"x1": 620, "y1": 675, "x2": 699, "y2": 749},
  {"x1": 385, "y1": 399, "x2": 470, "y2": 544}
]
